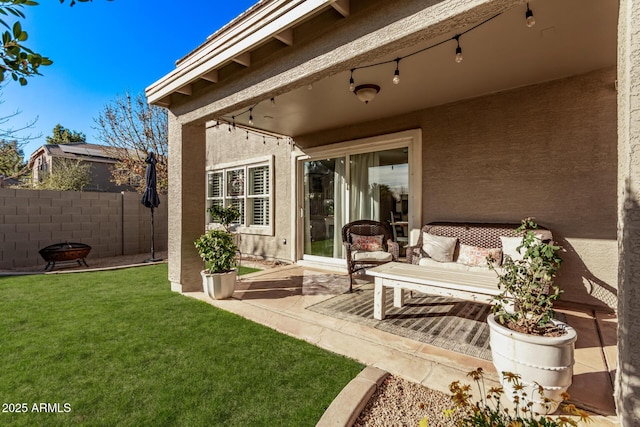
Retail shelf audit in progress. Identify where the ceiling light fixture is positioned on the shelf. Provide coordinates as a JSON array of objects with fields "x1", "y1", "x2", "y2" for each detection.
[{"x1": 354, "y1": 84, "x2": 380, "y2": 104}]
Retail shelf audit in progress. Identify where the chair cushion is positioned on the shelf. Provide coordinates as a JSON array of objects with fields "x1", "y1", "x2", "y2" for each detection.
[
  {"x1": 352, "y1": 250, "x2": 393, "y2": 262},
  {"x1": 422, "y1": 232, "x2": 457, "y2": 262},
  {"x1": 351, "y1": 234, "x2": 384, "y2": 252}
]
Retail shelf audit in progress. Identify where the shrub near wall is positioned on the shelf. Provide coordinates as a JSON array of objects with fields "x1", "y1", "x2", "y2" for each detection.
[{"x1": 0, "y1": 188, "x2": 167, "y2": 269}]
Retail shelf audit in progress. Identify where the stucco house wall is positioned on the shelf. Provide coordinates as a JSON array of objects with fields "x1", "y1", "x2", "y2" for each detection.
[{"x1": 205, "y1": 125, "x2": 293, "y2": 263}]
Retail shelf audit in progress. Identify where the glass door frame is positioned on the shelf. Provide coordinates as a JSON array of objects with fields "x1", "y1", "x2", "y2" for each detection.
[{"x1": 295, "y1": 129, "x2": 422, "y2": 266}]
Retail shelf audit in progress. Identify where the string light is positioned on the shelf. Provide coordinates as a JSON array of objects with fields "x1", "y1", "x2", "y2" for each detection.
[
  {"x1": 525, "y1": 3, "x2": 535, "y2": 28},
  {"x1": 393, "y1": 59, "x2": 400, "y2": 85},
  {"x1": 454, "y1": 35, "x2": 463, "y2": 63},
  {"x1": 216, "y1": 8, "x2": 531, "y2": 146}
]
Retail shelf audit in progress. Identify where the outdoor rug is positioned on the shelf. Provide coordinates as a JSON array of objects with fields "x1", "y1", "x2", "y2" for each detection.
[{"x1": 306, "y1": 283, "x2": 493, "y2": 360}]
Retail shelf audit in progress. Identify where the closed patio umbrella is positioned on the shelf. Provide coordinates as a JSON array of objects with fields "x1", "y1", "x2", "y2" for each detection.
[{"x1": 141, "y1": 151, "x2": 162, "y2": 262}]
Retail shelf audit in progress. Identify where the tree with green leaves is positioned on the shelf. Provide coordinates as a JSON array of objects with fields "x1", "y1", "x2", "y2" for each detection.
[
  {"x1": 0, "y1": 138, "x2": 25, "y2": 176},
  {"x1": 1, "y1": 0, "x2": 111, "y2": 86},
  {"x1": 46, "y1": 123, "x2": 86, "y2": 144},
  {"x1": 36, "y1": 157, "x2": 90, "y2": 191}
]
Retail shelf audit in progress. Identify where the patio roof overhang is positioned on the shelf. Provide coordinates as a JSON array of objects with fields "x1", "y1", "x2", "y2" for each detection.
[{"x1": 146, "y1": 0, "x2": 617, "y2": 139}]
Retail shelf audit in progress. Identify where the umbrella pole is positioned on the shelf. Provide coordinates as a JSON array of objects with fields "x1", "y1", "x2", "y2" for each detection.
[
  {"x1": 151, "y1": 207, "x2": 155, "y2": 260},
  {"x1": 146, "y1": 206, "x2": 161, "y2": 262}
]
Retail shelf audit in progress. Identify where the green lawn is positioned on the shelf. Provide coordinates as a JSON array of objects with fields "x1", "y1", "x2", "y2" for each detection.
[{"x1": 0, "y1": 265, "x2": 364, "y2": 426}]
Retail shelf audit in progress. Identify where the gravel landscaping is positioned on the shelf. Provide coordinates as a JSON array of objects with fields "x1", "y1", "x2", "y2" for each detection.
[{"x1": 355, "y1": 375, "x2": 461, "y2": 427}]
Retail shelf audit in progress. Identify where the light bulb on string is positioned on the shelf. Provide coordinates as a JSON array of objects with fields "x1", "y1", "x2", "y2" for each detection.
[
  {"x1": 349, "y1": 69, "x2": 355, "y2": 91},
  {"x1": 525, "y1": 3, "x2": 535, "y2": 28},
  {"x1": 393, "y1": 59, "x2": 400, "y2": 85},
  {"x1": 454, "y1": 35, "x2": 463, "y2": 63},
  {"x1": 270, "y1": 97, "x2": 276, "y2": 107},
  {"x1": 249, "y1": 108, "x2": 254, "y2": 126}
]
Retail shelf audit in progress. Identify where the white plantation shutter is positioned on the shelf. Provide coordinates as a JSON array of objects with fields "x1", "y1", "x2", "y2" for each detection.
[
  {"x1": 249, "y1": 165, "x2": 269, "y2": 226},
  {"x1": 249, "y1": 166, "x2": 268, "y2": 195},
  {"x1": 206, "y1": 172, "x2": 224, "y2": 223},
  {"x1": 208, "y1": 172, "x2": 223, "y2": 198}
]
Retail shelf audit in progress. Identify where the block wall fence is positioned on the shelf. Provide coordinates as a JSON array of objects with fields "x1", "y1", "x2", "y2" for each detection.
[{"x1": 0, "y1": 188, "x2": 168, "y2": 269}]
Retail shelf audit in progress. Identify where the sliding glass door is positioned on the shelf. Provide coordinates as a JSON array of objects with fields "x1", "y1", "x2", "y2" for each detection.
[{"x1": 302, "y1": 147, "x2": 408, "y2": 260}]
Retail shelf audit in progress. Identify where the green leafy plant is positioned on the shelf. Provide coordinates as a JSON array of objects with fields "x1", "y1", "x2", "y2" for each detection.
[
  {"x1": 208, "y1": 204, "x2": 240, "y2": 232},
  {"x1": 194, "y1": 229, "x2": 238, "y2": 273},
  {"x1": 419, "y1": 368, "x2": 590, "y2": 427},
  {"x1": 488, "y1": 218, "x2": 564, "y2": 336}
]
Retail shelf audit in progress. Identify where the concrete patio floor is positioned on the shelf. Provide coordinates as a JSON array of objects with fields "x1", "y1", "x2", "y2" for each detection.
[{"x1": 187, "y1": 264, "x2": 619, "y2": 425}]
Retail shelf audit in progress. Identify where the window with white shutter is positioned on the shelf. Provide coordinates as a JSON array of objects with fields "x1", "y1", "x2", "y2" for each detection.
[{"x1": 205, "y1": 156, "x2": 273, "y2": 235}]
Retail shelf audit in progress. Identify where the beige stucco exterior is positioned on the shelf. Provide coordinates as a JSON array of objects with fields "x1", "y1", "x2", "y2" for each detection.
[
  {"x1": 205, "y1": 125, "x2": 294, "y2": 264},
  {"x1": 147, "y1": 0, "x2": 640, "y2": 423}
]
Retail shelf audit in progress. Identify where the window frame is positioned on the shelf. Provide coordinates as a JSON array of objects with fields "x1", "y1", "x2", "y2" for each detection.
[{"x1": 206, "y1": 155, "x2": 274, "y2": 236}]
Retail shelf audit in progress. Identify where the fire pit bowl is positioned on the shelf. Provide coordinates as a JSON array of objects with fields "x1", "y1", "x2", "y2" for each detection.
[{"x1": 39, "y1": 242, "x2": 91, "y2": 271}]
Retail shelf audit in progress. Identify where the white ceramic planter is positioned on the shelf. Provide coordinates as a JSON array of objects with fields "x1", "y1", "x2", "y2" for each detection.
[
  {"x1": 201, "y1": 269, "x2": 237, "y2": 300},
  {"x1": 487, "y1": 313, "x2": 577, "y2": 414}
]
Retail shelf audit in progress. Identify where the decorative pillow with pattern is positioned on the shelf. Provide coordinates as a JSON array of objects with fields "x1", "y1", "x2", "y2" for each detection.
[
  {"x1": 351, "y1": 234, "x2": 384, "y2": 252},
  {"x1": 422, "y1": 232, "x2": 457, "y2": 262},
  {"x1": 456, "y1": 244, "x2": 502, "y2": 267}
]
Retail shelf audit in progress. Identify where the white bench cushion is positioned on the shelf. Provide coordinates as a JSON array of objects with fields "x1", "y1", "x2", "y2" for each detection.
[{"x1": 417, "y1": 257, "x2": 501, "y2": 278}]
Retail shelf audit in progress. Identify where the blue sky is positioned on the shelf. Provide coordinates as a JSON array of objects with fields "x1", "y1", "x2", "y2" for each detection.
[{"x1": 1, "y1": 0, "x2": 257, "y2": 158}]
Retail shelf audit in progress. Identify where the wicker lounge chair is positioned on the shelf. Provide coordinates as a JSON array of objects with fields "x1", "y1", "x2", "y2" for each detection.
[{"x1": 342, "y1": 220, "x2": 399, "y2": 291}]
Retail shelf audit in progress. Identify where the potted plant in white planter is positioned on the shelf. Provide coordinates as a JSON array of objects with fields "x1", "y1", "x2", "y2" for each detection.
[
  {"x1": 487, "y1": 218, "x2": 577, "y2": 415},
  {"x1": 194, "y1": 205, "x2": 240, "y2": 300}
]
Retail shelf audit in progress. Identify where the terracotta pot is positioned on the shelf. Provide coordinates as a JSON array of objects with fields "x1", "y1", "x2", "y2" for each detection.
[
  {"x1": 487, "y1": 313, "x2": 577, "y2": 414},
  {"x1": 201, "y1": 269, "x2": 237, "y2": 300}
]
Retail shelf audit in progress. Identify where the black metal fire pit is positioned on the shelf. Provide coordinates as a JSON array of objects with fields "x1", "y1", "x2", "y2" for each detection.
[{"x1": 39, "y1": 242, "x2": 91, "y2": 271}]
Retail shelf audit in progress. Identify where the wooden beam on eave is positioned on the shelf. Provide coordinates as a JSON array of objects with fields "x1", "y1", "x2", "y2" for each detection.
[
  {"x1": 201, "y1": 70, "x2": 219, "y2": 83},
  {"x1": 331, "y1": 0, "x2": 349, "y2": 17},
  {"x1": 154, "y1": 97, "x2": 171, "y2": 107},
  {"x1": 176, "y1": 85, "x2": 192, "y2": 96},
  {"x1": 232, "y1": 52, "x2": 251, "y2": 67},
  {"x1": 274, "y1": 28, "x2": 293, "y2": 46}
]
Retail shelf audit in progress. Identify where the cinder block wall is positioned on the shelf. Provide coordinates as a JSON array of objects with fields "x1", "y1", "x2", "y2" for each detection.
[{"x1": 0, "y1": 189, "x2": 167, "y2": 269}]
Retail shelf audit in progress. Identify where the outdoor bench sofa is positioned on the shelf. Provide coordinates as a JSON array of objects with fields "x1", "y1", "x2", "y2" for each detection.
[{"x1": 366, "y1": 222, "x2": 552, "y2": 320}]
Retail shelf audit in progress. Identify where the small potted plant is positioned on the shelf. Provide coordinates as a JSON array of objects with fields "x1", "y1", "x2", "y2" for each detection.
[
  {"x1": 194, "y1": 205, "x2": 240, "y2": 300},
  {"x1": 486, "y1": 218, "x2": 577, "y2": 415}
]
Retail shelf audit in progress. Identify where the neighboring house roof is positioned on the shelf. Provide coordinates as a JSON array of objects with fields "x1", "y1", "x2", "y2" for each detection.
[{"x1": 27, "y1": 143, "x2": 140, "y2": 168}]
